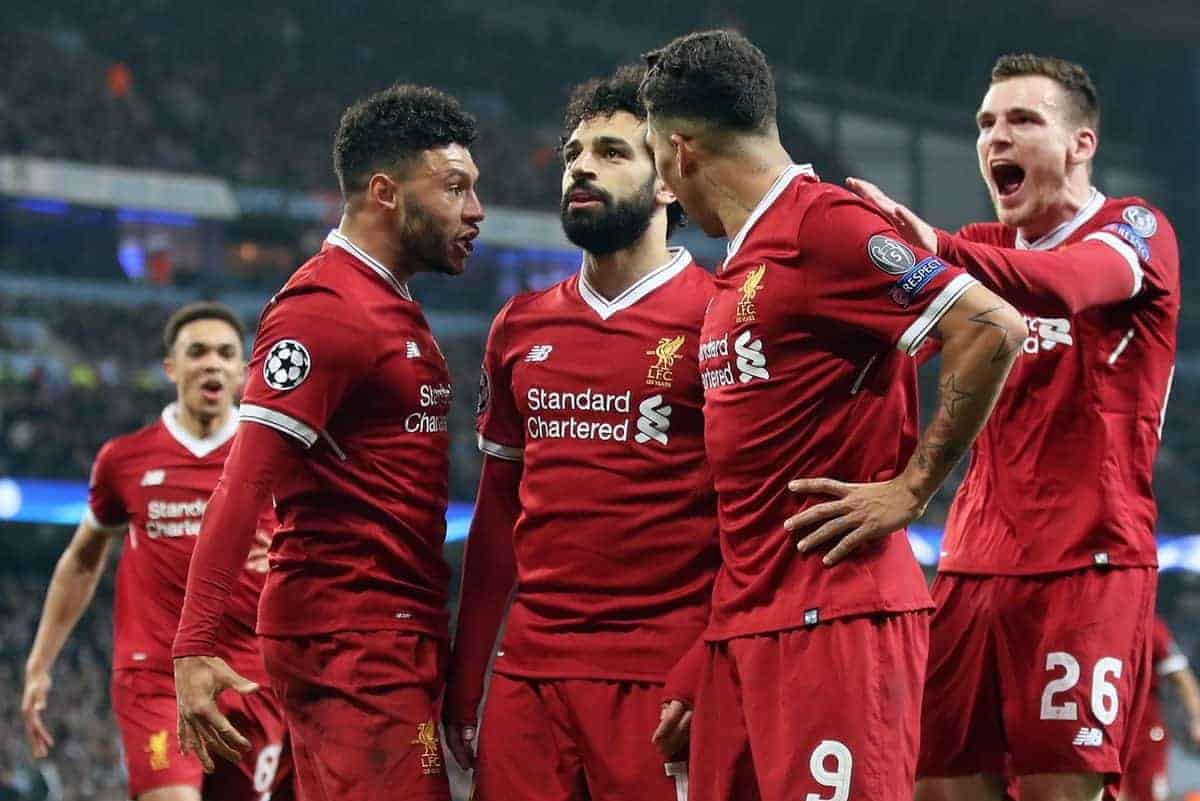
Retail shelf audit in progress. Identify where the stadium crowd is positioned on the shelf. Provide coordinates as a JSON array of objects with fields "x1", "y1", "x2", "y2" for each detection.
[{"x1": 0, "y1": 549, "x2": 123, "y2": 801}]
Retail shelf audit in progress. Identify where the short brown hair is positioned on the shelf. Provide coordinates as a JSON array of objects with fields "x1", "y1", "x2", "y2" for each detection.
[
  {"x1": 991, "y1": 54, "x2": 1099, "y2": 131},
  {"x1": 162, "y1": 302, "x2": 245, "y2": 354}
]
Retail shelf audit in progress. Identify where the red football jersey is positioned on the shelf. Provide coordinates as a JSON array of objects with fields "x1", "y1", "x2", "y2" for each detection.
[
  {"x1": 239, "y1": 230, "x2": 453, "y2": 639},
  {"x1": 700, "y1": 165, "x2": 977, "y2": 640},
  {"x1": 936, "y1": 192, "x2": 1179, "y2": 574},
  {"x1": 476, "y1": 249, "x2": 721, "y2": 681},
  {"x1": 86, "y1": 405, "x2": 270, "y2": 680}
]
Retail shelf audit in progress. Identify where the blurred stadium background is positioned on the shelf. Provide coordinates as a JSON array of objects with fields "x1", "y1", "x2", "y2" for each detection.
[{"x1": 1, "y1": 1, "x2": 1198, "y2": 798}]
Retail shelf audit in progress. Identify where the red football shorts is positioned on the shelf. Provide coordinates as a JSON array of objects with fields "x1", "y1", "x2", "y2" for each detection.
[
  {"x1": 261, "y1": 630, "x2": 450, "y2": 801},
  {"x1": 111, "y1": 667, "x2": 292, "y2": 800},
  {"x1": 1121, "y1": 718, "x2": 1169, "y2": 801},
  {"x1": 690, "y1": 611, "x2": 929, "y2": 801},
  {"x1": 473, "y1": 674, "x2": 687, "y2": 801},
  {"x1": 917, "y1": 567, "x2": 1156, "y2": 780}
]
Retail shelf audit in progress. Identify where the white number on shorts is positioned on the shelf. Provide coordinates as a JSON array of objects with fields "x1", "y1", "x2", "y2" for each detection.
[
  {"x1": 254, "y1": 743, "x2": 283, "y2": 799},
  {"x1": 1040, "y1": 652, "x2": 1125, "y2": 725},
  {"x1": 1091, "y1": 657, "x2": 1123, "y2": 725},
  {"x1": 1041, "y1": 652, "x2": 1081, "y2": 720},
  {"x1": 805, "y1": 740, "x2": 852, "y2": 801}
]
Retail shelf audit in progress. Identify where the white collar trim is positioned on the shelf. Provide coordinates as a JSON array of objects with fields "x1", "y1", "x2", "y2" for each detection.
[
  {"x1": 325, "y1": 229, "x2": 413, "y2": 299},
  {"x1": 578, "y1": 247, "x2": 691, "y2": 320},
  {"x1": 1016, "y1": 188, "x2": 1106, "y2": 251},
  {"x1": 723, "y1": 163, "x2": 816, "y2": 269},
  {"x1": 161, "y1": 404, "x2": 239, "y2": 458}
]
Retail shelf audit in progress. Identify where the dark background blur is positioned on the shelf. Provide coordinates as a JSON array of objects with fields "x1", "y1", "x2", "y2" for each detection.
[{"x1": 1, "y1": 2, "x2": 1198, "y2": 798}]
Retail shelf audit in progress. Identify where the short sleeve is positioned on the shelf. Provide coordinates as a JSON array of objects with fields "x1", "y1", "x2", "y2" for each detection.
[
  {"x1": 475, "y1": 303, "x2": 524, "y2": 461},
  {"x1": 804, "y1": 191, "x2": 977, "y2": 357},
  {"x1": 85, "y1": 441, "x2": 129, "y2": 532},
  {"x1": 240, "y1": 288, "x2": 375, "y2": 447}
]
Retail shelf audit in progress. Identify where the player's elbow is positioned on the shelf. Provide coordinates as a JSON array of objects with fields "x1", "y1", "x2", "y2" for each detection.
[
  {"x1": 990, "y1": 302, "x2": 1026, "y2": 365},
  {"x1": 940, "y1": 288, "x2": 1025, "y2": 371}
]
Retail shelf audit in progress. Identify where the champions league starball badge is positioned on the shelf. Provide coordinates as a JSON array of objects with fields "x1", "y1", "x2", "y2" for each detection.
[
  {"x1": 867, "y1": 235, "x2": 917, "y2": 275},
  {"x1": 1122, "y1": 206, "x2": 1158, "y2": 238},
  {"x1": 264, "y1": 339, "x2": 311, "y2": 391}
]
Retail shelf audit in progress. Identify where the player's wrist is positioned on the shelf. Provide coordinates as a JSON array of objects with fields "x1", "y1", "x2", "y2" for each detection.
[
  {"x1": 893, "y1": 471, "x2": 931, "y2": 518},
  {"x1": 933, "y1": 228, "x2": 953, "y2": 258},
  {"x1": 24, "y1": 657, "x2": 51, "y2": 680}
]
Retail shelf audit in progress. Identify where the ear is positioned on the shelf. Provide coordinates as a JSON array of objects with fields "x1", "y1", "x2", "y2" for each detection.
[
  {"x1": 654, "y1": 173, "x2": 678, "y2": 208},
  {"x1": 1069, "y1": 126, "x2": 1097, "y2": 167},
  {"x1": 162, "y1": 355, "x2": 176, "y2": 384},
  {"x1": 670, "y1": 133, "x2": 697, "y2": 178},
  {"x1": 367, "y1": 172, "x2": 401, "y2": 212}
]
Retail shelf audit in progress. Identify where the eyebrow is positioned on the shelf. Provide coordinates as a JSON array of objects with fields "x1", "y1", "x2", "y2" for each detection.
[
  {"x1": 593, "y1": 135, "x2": 634, "y2": 151},
  {"x1": 437, "y1": 167, "x2": 477, "y2": 182},
  {"x1": 976, "y1": 105, "x2": 1044, "y2": 121}
]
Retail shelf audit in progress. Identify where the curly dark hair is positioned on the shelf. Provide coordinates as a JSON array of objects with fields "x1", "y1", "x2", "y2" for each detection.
[
  {"x1": 563, "y1": 65, "x2": 685, "y2": 236},
  {"x1": 639, "y1": 30, "x2": 776, "y2": 134},
  {"x1": 991, "y1": 54, "x2": 1100, "y2": 131},
  {"x1": 333, "y1": 84, "x2": 478, "y2": 197},
  {"x1": 162, "y1": 302, "x2": 245, "y2": 354}
]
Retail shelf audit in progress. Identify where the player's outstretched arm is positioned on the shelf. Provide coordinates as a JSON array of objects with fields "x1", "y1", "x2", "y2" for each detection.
[
  {"x1": 22, "y1": 519, "x2": 118, "y2": 757},
  {"x1": 848, "y1": 175, "x2": 1155, "y2": 317},
  {"x1": 444, "y1": 454, "x2": 522, "y2": 770},
  {"x1": 173, "y1": 421, "x2": 298, "y2": 771},
  {"x1": 787, "y1": 284, "x2": 1022, "y2": 564}
]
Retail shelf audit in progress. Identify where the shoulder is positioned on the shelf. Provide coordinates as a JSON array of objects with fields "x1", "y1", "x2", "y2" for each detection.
[
  {"x1": 265, "y1": 249, "x2": 372, "y2": 320},
  {"x1": 491, "y1": 279, "x2": 570, "y2": 330},
  {"x1": 680, "y1": 261, "x2": 715, "y2": 286},
  {"x1": 93, "y1": 419, "x2": 162, "y2": 473},
  {"x1": 1097, "y1": 196, "x2": 1176, "y2": 241},
  {"x1": 794, "y1": 182, "x2": 897, "y2": 251}
]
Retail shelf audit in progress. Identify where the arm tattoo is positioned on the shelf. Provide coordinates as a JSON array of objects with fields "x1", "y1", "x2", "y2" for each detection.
[
  {"x1": 915, "y1": 416, "x2": 968, "y2": 473},
  {"x1": 939, "y1": 373, "x2": 975, "y2": 419},
  {"x1": 969, "y1": 305, "x2": 1023, "y2": 364}
]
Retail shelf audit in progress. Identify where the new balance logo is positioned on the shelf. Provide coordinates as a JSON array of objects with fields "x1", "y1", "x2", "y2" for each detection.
[
  {"x1": 1024, "y1": 317, "x2": 1073, "y2": 353},
  {"x1": 734, "y1": 330, "x2": 769, "y2": 383},
  {"x1": 140, "y1": 470, "x2": 165, "y2": 486},
  {"x1": 405, "y1": 341, "x2": 421, "y2": 359},
  {"x1": 1072, "y1": 728, "x2": 1103, "y2": 747},
  {"x1": 634, "y1": 394, "x2": 672, "y2": 446},
  {"x1": 525, "y1": 345, "x2": 554, "y2": 363}
]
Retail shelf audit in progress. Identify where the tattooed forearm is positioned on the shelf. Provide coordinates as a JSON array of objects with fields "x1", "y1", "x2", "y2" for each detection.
[
  {"x1": 969, "y1": 305, "x2": 1024, "y2": 364},
  {"x1": 939, "y1": 373, "x2": 975, "y2": 419},
  {"x1": 895, "y1": 286, "x2": 1021, "y2": 511},
  {"x1": 914, "y1": 416, "x2": 969, "y2": 474}
]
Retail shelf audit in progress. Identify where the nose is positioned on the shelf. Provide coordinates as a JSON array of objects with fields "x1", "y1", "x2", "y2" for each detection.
[
  {"x1": 570, "y1": 151, "x2": 598, "y2": 182},
  {"x1": 463, "y1": 190, "x2": 484, "y2": 224},
  {"x1": 198, "y1": 350, "x2": 225, "y2": 371}
]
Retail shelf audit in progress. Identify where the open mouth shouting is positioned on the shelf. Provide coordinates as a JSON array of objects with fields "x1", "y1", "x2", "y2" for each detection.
[
  {"x1": 199, "y1": 377, "x2": 225, "y2": 403},
  {"x1": 990, "y1": 160, "x2": 1026, "y2": 203},
  {"x1": 454, "y1": 228, "x2": 479, "y2": 259}
]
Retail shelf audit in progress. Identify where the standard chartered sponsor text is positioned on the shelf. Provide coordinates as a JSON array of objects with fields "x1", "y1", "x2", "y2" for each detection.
[
  {"x1": 526, "y1": 387, "x2": 632, "y2": 441},
  {"x1": 146, "y1": 498, "x2": 206, "y2": 538}
]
